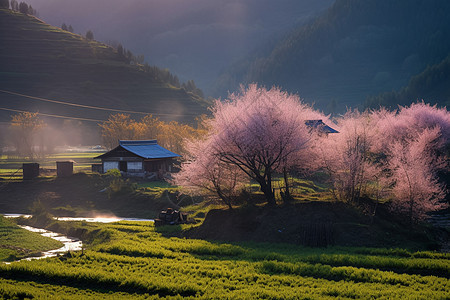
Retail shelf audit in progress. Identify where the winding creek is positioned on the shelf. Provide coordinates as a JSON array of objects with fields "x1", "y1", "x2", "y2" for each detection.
[
  {"x1": 17, "y1": 225, "x2": 83, "y2": 261},
  {"x1": 3, "y1": 214, "x2": 154, "y2": 262}
]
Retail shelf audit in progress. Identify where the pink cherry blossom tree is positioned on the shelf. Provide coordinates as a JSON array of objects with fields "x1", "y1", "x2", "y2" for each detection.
[
  {"x1": 317, "y1": 103, "x2": 449, "y2": 222},
  {"x1": 172, "y1": 138, "x2": 246, "y2": 209},
  {"x1": 175, "y1": 85, "x2": 324, "y2": 206},
  {"x1": 315, "y1": 110, "x2": 385, "y2": 204},
  {"x1": 369, "y1": 103, "x2": 449, "y2": 222},
  {"x1": 387, "y1": 127, "x2": 447, "y2": 223},
  {"x1": 371, "y1": 102, "x2": 450, "y2": 153}
]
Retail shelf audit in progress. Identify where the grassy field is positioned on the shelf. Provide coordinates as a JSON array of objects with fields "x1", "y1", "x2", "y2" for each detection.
[
  {"x1": 0, "y1": 220, "x2": 448, "y2": 299},
  {"x1": 0, "y1": 216, "x2": 63, "y2": 262},
  {"x1": 0, "y1": 152, "x2": 103, "y2": 180}
]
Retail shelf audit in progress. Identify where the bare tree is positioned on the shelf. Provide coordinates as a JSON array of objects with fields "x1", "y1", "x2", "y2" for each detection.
[{"x1": 9, "y1": 112, "x2": 45, "y2": 159}]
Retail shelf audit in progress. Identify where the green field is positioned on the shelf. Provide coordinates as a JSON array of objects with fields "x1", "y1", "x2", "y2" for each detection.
[
  {"x1": 0, "y1": 220, "x2": 448, "y2": 299},
  {"x1": 0, "y1": 152, "x2": 103, "y2": 180},
  {"x1": 0, "y1": 216, "x2": 63, "y2": 262}
]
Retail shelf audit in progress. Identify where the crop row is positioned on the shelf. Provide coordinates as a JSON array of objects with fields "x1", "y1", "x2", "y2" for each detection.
[
  {"x1": 0, "y1": 221, "x2": 448, "y2": 299},
  {"x1": 92, "y1": 223, "x2": 450, "y2": 278},
  {"x1": 1, "y1": 250, "x2": 448, "y2": 299}
]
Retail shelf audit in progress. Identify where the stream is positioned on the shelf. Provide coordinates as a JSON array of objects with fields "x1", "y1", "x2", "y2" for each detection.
[
  {"x1": 17, "y1": 225, "x2": 83, "y2": 261},
  {"x1": 2, "y1": 214, "x2": 154, "y2": 262}
]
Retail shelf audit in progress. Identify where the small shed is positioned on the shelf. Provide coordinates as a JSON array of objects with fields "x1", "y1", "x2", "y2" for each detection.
[
  {"x1": 57, "y1": 161, "x2": 73, "y2": 177},
  {"x1": 23, "y1": 163, "x2": 39, "y2": 180},
  {"x1": 94, "y1": 140, "x2": 181, "y2": 179}
]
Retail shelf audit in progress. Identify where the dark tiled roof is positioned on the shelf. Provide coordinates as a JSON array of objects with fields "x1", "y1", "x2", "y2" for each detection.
[{"x1": 305, "y1": 120, "x2": 339, "y2": 134}]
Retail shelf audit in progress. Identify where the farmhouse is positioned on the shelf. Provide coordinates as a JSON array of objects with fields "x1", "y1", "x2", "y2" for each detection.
[
  {"x1": 94, "y1": 140, "x2": 181, "y2": 179},
  {"x1": 305, "y1": 120, "x2": 339, "y2": 134}
]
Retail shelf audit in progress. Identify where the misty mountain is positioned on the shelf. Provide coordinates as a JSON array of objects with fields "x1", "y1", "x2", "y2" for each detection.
[
  {"x1": 24, "y1": 0, "x2": 335, "y2": 95},
  {"x1": 214, "y1": 0, "x2": 450, "y2": 112},
  {"x1": 366, "y1": 54, "x2": 450, "y2": 109},
  {"x1": 0, "y1": 9, "x2": 209, "y2": 126}
]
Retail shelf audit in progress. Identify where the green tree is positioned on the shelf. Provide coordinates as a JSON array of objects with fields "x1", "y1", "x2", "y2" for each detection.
[
  {"x1": 28, "y1": 4, "x2": 35, "y2": 15},
  {"x1": 68, "y1": 25, "x2": 73, "y2": 33},
  {"x1": 61, "y1": 23, "x2": 68, "y2": 31},
  {"x1": 117, "y1": 43, "x2": 124, "y2": 58},
  {"x1": 0, "y1": 0, "x2": 9, "y2": 9},
  {"x1": 10, "y1": 0, "x2": 17, "y2": 10},
  {"x1": 18, "y1": 1, "x2": 28, "y2": 14},
  {"x1": 86, "y1": 30, "x2": 94, "y2": 41}
]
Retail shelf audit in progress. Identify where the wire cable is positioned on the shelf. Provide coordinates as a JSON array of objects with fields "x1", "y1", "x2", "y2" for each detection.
[
  {"x1": 0, "y1": 107, "x2": 103, "y2": 122},
  {"x1": 0, "y1": 89, "x2": 201, "y2": 117}
]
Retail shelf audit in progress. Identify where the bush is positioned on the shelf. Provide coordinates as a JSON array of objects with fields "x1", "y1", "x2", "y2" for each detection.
[
  {"x1": 105, "y1": 169, "x2": 121, "y2": 177},
  {"x1": 29, "y1": 200, "x2": 53, "y2": 227},
  {"x1": 107, "y1": 178, "x2": 137, "y2": 198}
]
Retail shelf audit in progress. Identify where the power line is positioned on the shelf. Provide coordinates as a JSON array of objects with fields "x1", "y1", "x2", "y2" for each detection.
[
  {"x1": 0, "y1": 107, "x2": 104, "y2": 122},
  {"x1": 0, "y1": 89, "x2": 201, "y2": 117},
  {"x1": 0, "y1": 89, "x2": 147, "y2": 115}
]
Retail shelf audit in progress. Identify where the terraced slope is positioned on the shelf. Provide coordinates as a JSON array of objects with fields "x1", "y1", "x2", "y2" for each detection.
[{"x1": 0, "y1": 9, "x2": 209, "y2": 124}]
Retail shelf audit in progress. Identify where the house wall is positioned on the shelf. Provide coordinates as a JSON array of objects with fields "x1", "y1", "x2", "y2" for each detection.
[
  {"x1": 102, "y1": 157, "x2": 144, "y2": 173},
  {"x1": 103, "y1": 161, "x2": 119, "y2": 172},
  {"x1": 143, "y1": 159, "x2": 173, "y2": 172},
  {"x1": 127, "y1": 161, "x2": 143, "y2": 171},
  {"x1": 99, "y1": 157, "x2": 176, "y2": 180}
]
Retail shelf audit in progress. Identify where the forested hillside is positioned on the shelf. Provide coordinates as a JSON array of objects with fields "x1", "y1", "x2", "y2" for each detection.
[
  {"x1": 214, "y1": 0, "x2": 450, "y2": 112},
  {"x1": 24, "y1": 0, "x2": 334, "y2": 95},
  {"x1": 366, "y1": 54, "x2": 450, "y2": 109},
  {"x1": 0, "y1": 9, "x2": 209, "y2": 125}
]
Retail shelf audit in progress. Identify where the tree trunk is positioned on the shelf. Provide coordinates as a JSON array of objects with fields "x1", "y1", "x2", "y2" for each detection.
[
  {"x1": 409, "y1": 196, "x2": 414, "y2": 226},
  {"x1": 283, "y1": 167, "x2": 292, "y2": 203},
  {"x1": 217, "y1": 188, "x2": 233, "y2": 210},
  {"x1": 257, "y1": 178, "x2": 276, "y2": 206}
]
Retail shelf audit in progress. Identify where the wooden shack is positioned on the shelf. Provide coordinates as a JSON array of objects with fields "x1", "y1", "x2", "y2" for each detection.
[
  {"x1": 94, "y1": 140, "x2": 181, "y2": 179},
  {"x1": 23, "y1": 163, "x2": 39, "y2": 180},
  {"x1": 305, "y1": 120, "x2": 339, "y2": 135},
  {"x1": 56, "y1": 161, "x2": 73, "y2": 177}
]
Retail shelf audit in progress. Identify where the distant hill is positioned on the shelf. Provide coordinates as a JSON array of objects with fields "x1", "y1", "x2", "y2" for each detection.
[
  {"x1": 24, "y1": 0, "x2": 334, "y2": 96},
  {"x1": 214, "y1": 0, "x2": 450, "y2": 112},
  {"x1": 0, "y1": 9, "x2": 209, "y2": 125},
  {"x1": 366, "y1": 54, "x2": 450, "y2": 109}
]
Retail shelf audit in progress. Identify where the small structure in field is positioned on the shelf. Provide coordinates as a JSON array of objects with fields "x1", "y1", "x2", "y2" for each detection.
[
  {"x1": 154, "y1": 208, "x2": 188, "y2": 226},
  {"x1": 94, "y1": 140, "x2": 181, "y2": 180},
  {"x1": 305, "y1": 120, "x2": 339, "y2": 135},
  {"x1": 56, "y1": 161, "x2": 73, "y2": 177},
  {"x1": 23, "y1": 163, "x2": 39, "y2": 180}
]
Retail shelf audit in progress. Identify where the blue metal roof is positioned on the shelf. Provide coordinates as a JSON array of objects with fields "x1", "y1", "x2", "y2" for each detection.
[{"x1": 119, "y1": 140, "x2": 181, "y2": 159}]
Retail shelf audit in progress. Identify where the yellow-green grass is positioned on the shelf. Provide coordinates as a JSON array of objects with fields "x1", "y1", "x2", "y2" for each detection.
[
  {"x1": 0, "y1": 220, "x2": 448, "y2": 299},
  {"x1": 0, "y1": 216, "x2": 63, "y2": 262},
  {"x1": 0, "y1": 152, "x2": 103, "y2": 179},
  {"x1": 138, "y1": 181, "x2": 181, "y2": 196},
  {"x1": 48, "y1": 153, "x2": 103, "y2": 159},
  {"x1": 247, "y1": 178, "x2": 334, "y2": 204}
]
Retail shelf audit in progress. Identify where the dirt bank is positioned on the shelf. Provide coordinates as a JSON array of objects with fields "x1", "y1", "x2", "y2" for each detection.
[
  {"x1": 186, "y1": 202, "x2": 443, "y2": 250},
  {"x1": 0, "y1": 173, "x2": 176, "y2": 219}
]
